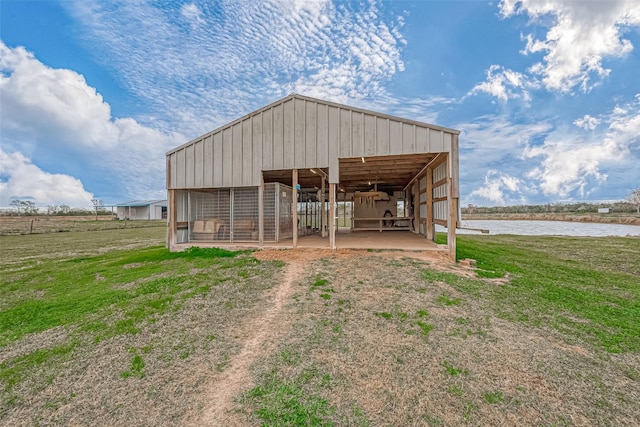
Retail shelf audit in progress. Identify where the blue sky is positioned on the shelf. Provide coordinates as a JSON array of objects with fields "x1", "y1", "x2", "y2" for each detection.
[{"x1": 1, "y1": 0, "x2": 639, "y2": 208}]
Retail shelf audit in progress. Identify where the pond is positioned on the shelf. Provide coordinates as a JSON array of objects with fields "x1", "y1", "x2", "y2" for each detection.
[{"x1": 444, "y1": 220, "x2": 640, "y2": 237}]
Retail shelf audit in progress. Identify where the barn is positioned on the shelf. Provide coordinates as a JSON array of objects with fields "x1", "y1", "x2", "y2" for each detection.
[
  {"x1": 166, "y1": 94, "x2": 460, "y2": 259},
  {"x1": 115, "y1": 200, "x2": 167, "y2": 220}
]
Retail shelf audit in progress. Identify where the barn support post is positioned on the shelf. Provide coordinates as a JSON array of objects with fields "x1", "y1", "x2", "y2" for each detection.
[
  {"x1": 446, "y1": 154, "x2": 457, "y2": 261},
  {"x1": 321, "y1": 176, "x2": 326, "y2": 238},
  {"x1": 329, "y1": 183, "x2": 336, "y2": 250},
  {"x1": 292, "y1": 169, "x2": 298, "y2": 248},
  {"x1": 258, "y1": 173, "x2": 264, "y2": 248},
  {"x1": 426, "y1": 167, "x2": 434, "y2": 241},
  {"x1": 167, "y1": 190, "x2": 177, "y2": 248}
]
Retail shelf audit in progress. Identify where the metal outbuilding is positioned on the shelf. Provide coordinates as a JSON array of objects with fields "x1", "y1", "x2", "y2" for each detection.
[
  {"x1": 166, "y1": 94, "x2": 460, "y2": 259},
  {"x1": 115, "y1": 200, "x2": 167, "y2": 220}
]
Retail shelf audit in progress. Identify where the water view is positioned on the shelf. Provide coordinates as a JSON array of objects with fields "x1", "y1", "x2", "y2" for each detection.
[{"x1": 449, "y1": 220, "x2": 640, "y2": 237}]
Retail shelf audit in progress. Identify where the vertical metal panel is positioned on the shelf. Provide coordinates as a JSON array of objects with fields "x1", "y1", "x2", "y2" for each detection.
[
  {"x1": 253, "y1": 113, "x2": 263, "y2": 185},
  {"x1": 213, "y1": 132, "x2": 223, "y2": 187},
  {"x1": 194, "y1": 140, "x2": 203, "y2": 188},
  {"x1": 389, "y1": 120, "x2": 402, "y2": 155},
  {"x1": 169, "y1": 153, "x2": 177, "y2": 189},
  {"x1": 351, "y1": 111, "x2": 364, "y2": 157},
  {"x1": 222, "y1": 128, "x2": 233, "y2": 187},
  {"x1": 283, "y1": 99, "x2": 295, "y2": 168},
  {"x1": 328, "y1": 106, "x2": 340, "y2": 183},
  {"x1": 430, "y1": 129, "x2": 444, "y2": 152},
  {"x1": 340, "y1": 108, "x2": 351, "y2": 158},
  {"x1": 416, "y1": 127, "x2": 428, "y2": 152},
  {"x1": 203, "y1": 136, "x2": 213, "y2": 187},
  {"x1": 443, "y1": 132, "x2": 452, "y2": 152},
  {"x1": 272, "y1": 103, "x2": 284, "y2": 169},
  {"x1": 185, "y1": 144, "x2": 195, "y2": 187},
  {"x1": 375, "y1": 117, "x2": 389, "y2": 155},
  {"x1": 176, "y1": 149, "x2": 185, "y2": 188},
  {"x1": 232, "y1": 123, "x2": 243, "y2": 185},
  {"x1": 364, "y1": 114, "x2": 376, "y2": 156},
  {"x1": 294, "y1": 98, "x2": 306, "y2": 168},
  {"x1": 242, "y1": 119, "x2": 252, "y2": 186},
  {"x1": 305, "y1": 100, "x2": 316, "y2": 167},
  {"x1": 402, "y1": 123, "x2": 415, "y2": 153},
  {"x1": 262, "y1": 109, "x2": 273, "y2": 170},
  {"x1": 317, "y1": 103, "x2": 329, "y2": 167},
  {"x1": 451, "y1": 134, "x2": 460, "y2": 198}
]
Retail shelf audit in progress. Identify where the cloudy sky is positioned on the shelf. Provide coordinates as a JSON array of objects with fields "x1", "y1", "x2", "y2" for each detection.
[{"x1": 1, "y1": 0, "x2": 639, "y2": 208}]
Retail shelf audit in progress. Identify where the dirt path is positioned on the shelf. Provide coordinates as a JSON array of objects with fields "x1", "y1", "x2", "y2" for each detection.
[{"x1": 197, "y1": 253, "x2": 308, "y2": 425}]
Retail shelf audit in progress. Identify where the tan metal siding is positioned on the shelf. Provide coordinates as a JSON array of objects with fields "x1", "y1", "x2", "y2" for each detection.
[
  {"x1": 252, "y1": 113, "x2": 263, "y2": 185},
  {"x1": 194, "y1": 140, "x2": 203, "y2": 188},
  {"x1": 169, "y1": 153, "x2": 176, "y2": 189},
  {"x1": 376, "y1": 117, "x2": 389, "y2": 155},
  {"x1": 430, "y1": 129, "x2": 444, "y2": 152},
  {"x1": 176, "y1": 149, "x2": 185, "y2": 188},
  {"x1": 203, "y1": 136, "x2": 213, "y2": 187},
  {"x1": 294, "y1": 98, "x2": 306, "y2": 168},
  {"x1": 352, "y1": 111, "x2": 364, "y2": 157},
  {"x1": 340, "y1": 109, "x2": 351, "y2": 158},
  {"x1": 316, "y1": 103, "x2": 329, "y2": 167},
  {"x1": 213, "y1": 132, "x2": 223, "y2": 187},
  {"x1": 232, "y1": 123, "x2": 243, "y2": 185},
  {"x1": 305, "y1": 101, "x2": 316, "y2": 167},
  {"x1": 389, "y1": 120, "x2": 402, "y2": 155},
  {"x1": 185, "y1": 144, "x2": 195, "y2": 187},
  {"x1": 402, "y1": 123, "x2": 415, "y2": 153},
  {"x1": 222, "y1": 128, "x2": 233, "y2": 187},
  {"x1": 242, "y1": 119, "x2": 252, "y2": 186},
  {"x1": 283, "y1": 99, "x2": 295, "y2": 168},
  {"x1": 364, "y1": 114, "x2": 375, "y2": 157},
  {"x1": 166, "y1": 94, "x2": 460, "y2": 189},
  {"x1": 262, "y1": 110, "x2": 273, "y2": 170},
  {"x1": 416, "y1": 127, "x2": 428, "y2": 152},
  {"x1": 272, "y1": 104, "x2": 284, "y2": 170},
  {"x1": 328, "y1": 106, "x2": 340, "y2": 182}
]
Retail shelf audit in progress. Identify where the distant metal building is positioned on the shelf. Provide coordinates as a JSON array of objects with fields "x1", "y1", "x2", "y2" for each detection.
[
  {"x1": 116, "y1": 200, "x2": 167, "y2": 220},
  {"x1": 166, "y1": 94, "x2": 460, "y2": 258}
]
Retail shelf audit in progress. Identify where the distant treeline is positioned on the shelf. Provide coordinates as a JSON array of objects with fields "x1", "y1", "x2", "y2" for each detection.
[
  {"x1": 1, "y1": 202, "x2": 114, "y2": 216},
  {"x1": 462, "y1": 201, "x2": 637, "y2": 215}
]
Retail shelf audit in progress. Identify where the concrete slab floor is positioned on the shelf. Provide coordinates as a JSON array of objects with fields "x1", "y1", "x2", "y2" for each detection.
[{"x1": 174, "y1": 229, "x2": 443, "y2": 252}]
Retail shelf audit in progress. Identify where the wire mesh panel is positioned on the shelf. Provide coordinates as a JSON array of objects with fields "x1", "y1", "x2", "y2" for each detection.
[
  {"x1": 232, "y1": 187, "x2": 259, "y2": 242},
  {"x1": 277, "y1": 184, "x2": 293, "y2": 241},
  {"x1": 189, "y1": 189, "x2": 230, "y2": 241},
  {"x1": 263, "y1": 183, "x2": 277, "y2": 242}
]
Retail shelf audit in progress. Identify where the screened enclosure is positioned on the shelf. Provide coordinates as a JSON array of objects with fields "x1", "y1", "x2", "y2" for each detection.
[{"x1": 175, "y1": 183, "x2": 294, "y2": 244}]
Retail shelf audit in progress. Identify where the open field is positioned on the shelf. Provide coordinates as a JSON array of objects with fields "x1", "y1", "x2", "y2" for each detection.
[
  {"x1": 0, "y1": 216, "x2": 165, "y2": 236},
  {"x1": 1, "y1": 228, "x2": 638, "y2": 425}
]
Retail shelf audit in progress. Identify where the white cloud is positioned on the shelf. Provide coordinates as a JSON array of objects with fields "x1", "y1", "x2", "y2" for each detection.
[
  {"x1": 467, "y1": 65, "x2": 531, "y2": 102},
  {"x1": 0, "y1": 149, "x2": 94, "y2": 207},
  {"x1": 500, "y1": 0, "x2": 640, "y2": 92},
  {"x1": 524, "y1": 96, "x2": 640, "y2": 197},
  {"x1": 180, "y1": 3, "x2": 205, "y2": 26},
  {"x1": 573, "y1": 114, "x2": 600, "y2": 131},
  {"x1": 0, "y1": 42, "x2": 184, "y2": 204},
  {"x1": 64, "y1": 0, "x2": 406, "y2": 136},
  {"x1": 470, "y1": 170, "x2": 523, "y2": 205}
]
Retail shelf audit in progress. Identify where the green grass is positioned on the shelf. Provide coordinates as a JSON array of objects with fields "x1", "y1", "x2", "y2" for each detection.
[
  {"x1": 0, "y1": 246, "x2": 247, "y2": 347},
  {"x1": 247, "y1": 369, "x2": 335, "y2": 427},
  {"x1": 0, "y1": 236, "x2": 267, "y2": 402},
  {"x1": 426, "y1": 235, "x2": 640, "y2": 353}
]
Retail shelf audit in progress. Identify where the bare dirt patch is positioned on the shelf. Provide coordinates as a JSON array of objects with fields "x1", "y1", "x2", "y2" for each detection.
[{"x1": 196, "y1": 255, "x2": 309, "y2": 425}]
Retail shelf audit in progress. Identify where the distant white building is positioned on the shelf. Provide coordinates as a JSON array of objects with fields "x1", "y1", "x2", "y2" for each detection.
[
  {"x1": 598, "y1": 208, "x2": 610, "y2": 214},
  {"x1": 116, "y1": 200, "x2": 167, "y2": 220}
]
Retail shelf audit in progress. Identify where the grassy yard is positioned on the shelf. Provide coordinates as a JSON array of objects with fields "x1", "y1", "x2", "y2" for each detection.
[{"x1": 0, "y1": 229, "x2": 638, "y2": 425}]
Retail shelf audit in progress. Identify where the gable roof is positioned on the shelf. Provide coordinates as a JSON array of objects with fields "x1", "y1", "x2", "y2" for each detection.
[
  {"x1": 116, "y1": 200, "x2": 167, "y2": 207},
  {"x1": 166, "y1": 93, "x2": 459, "y2": 156}
]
